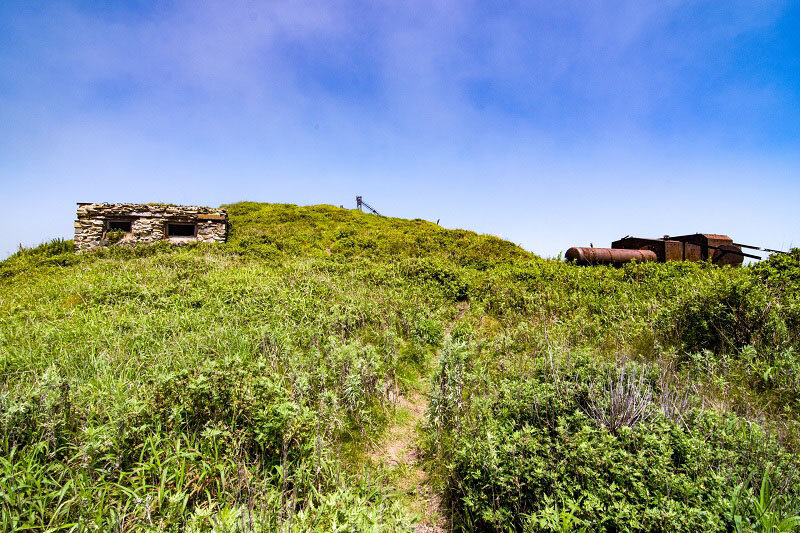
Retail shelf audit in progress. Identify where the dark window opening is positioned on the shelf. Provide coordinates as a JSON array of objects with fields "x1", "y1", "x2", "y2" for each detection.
[
  {"x1": 108, "y1": 220, "x2": 132, "y2": 232},
  {"x1": 167, "y1": 223, "x2": 196, "y2": 237}
]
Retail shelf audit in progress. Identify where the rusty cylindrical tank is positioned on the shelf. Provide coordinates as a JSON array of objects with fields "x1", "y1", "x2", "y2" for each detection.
[
  {"x1": 566, "y1": 247, "x2": 657, "y2": 266},
  {"x1": 711, "y1": 244, "x2": 745, "y2": 267}
]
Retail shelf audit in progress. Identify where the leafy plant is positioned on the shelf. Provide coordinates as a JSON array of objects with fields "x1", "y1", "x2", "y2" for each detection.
[
  {"x1": 729, "y1": 467, "x2": 800, "y2": 532},
  {"x1": 1, "y1": 203, "x2": 799, "y2": 531},
  {"x1": 106, "y1": 228, "x2": 127, "y2": 244}
]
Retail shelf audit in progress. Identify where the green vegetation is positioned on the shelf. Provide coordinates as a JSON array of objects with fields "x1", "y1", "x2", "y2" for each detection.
[
  {"x1": 1, "y1": 202, "x2": 799, "y2": 531},
  {"x1": 105, "y1": 229, "x2": 128, "y2": 244}
]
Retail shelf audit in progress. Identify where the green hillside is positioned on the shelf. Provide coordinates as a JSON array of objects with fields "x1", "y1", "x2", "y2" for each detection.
[{"x1": 2, "y1": 202, "x2": 799, "y2": 532}]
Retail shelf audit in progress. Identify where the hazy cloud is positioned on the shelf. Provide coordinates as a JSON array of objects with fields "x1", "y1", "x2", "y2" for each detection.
[{"x1": 0, "y1": 1, "x2": 797, "y2": 257}]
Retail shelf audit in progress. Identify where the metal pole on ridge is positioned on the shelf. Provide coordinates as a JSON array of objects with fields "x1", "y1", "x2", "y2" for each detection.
[{"x1": 355, "y1": 196, "x2": 381, "y2": 216}]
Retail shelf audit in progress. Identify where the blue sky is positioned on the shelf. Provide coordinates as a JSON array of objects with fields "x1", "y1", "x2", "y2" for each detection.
[{"x1": 1, "y1": 1, "x2": 798, "y2": 259}]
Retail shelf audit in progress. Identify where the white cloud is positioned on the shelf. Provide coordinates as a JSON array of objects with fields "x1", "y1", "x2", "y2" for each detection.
[{"x1": 0, "y1": 0, "x2": 796, "y2": 258}]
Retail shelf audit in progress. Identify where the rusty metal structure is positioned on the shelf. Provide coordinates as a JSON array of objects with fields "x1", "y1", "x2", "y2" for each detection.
[
  {"x1": 565, "y1": 247, "x2": 657, "y2": 266},
  {"x1": 356, "y1": 196, "x2": 381, "y2": 215},
  {"x1": 567, "y1": 233, "x2": 780, "y2": 266}
]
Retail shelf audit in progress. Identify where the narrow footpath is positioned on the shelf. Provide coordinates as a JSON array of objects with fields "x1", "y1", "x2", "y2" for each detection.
[{"x1": 370, "y1": 303, "x2": 468, "y2": 532}]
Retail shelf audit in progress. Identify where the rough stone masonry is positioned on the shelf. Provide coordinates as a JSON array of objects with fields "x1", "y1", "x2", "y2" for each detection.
[{"x1": 74, "y1": 203, "x2": 228, "y2": 252}]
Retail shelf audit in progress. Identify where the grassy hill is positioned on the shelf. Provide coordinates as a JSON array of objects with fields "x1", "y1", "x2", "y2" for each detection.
[{"x1": 1, "y1": 202, "x2": 799, "y2": 532}]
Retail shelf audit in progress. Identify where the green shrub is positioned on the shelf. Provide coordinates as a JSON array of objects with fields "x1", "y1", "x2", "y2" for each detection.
[
  {"x1": 661, "y1": 274, "x2": 788, "y2": 355},
  {"x1": 151, "y1": 356, "x2": 314, "y2": 461},
  {"x1": 752, "y1": 248, "x2": 800, "y2": 297},
  {"x1": 401, "y1": 258, "x2": 472, "y2": 301},
  {"x1": 1, "y1": 367, "x2": 75, "y2": 453},
  {"x1": 433, "y1": 355, "x2": 800, "y2": 532},
  {"x1": 2, "y1": 203, "x2": 799, "y2": 530}
]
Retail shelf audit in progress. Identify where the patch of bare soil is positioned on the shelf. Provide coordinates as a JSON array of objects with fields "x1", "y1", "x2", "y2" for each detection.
[
  {"x1": 370, "y1": 303, "x2": 468, "y2": 532},
  {"x1": 370, "y1": 391, "x2": 448, "y2": 532}
]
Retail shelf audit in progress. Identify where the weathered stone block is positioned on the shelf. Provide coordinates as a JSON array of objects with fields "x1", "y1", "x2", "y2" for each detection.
[{"x1": 74, "y1": 203, "x2": 228, "y2": 252}]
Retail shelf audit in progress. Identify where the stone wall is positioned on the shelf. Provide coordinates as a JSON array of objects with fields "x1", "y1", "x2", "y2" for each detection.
[{"x1": 74, "y1": 203, "x2": 228, "y2": 252}]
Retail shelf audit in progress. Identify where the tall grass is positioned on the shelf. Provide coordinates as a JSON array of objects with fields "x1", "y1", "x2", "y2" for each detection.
[{"x1": 1, "y1": 203, "x2": 799, "y2": 530}]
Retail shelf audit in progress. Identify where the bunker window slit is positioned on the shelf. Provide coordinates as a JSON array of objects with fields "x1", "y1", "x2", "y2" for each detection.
[
  {"x1": 167, "y1": 223, "x2": 196, "y2": 237},
  {"x1": 107, "y1": 220, "x2": 132, "y2": 232}
]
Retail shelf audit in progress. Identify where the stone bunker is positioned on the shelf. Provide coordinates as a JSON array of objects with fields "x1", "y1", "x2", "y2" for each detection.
[{"x1": 74, "y1": 203, "x2": 228, "y2": 252}]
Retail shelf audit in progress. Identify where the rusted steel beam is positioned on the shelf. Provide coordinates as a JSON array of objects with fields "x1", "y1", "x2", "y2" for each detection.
[
  {"x1": 566, "y1": 247, "x2": 657, "y2": 266},
  {"x1": 732, "y1": 242, "x2": 788, "y2": 255},
  {"x1": 706, "y1": 244, "x2": 761, "y2": 261}
]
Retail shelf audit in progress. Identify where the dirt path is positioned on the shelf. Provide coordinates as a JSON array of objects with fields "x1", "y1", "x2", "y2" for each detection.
[
  {"x1": 370, "y1": 304, "x2": 468, "y2": 532},
  {"x1": 370, "y1": 390, "x2": 446, "y2": 532}
]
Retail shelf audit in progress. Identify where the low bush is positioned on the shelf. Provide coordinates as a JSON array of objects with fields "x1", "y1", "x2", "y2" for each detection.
[
  {"x1": 151, "y1": 356, "x2": 314, "y2": 461},
  {"x1": 429, "y1": 353, "x2": 800, "y2": 532},
  {"x1": 2, "y1": 204, "x2": 799, "y2": 530},
  {"x1": 661, "y1": 274, "x2": 787, "y2": 355}
]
